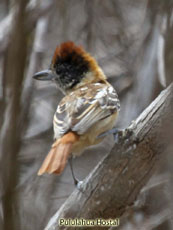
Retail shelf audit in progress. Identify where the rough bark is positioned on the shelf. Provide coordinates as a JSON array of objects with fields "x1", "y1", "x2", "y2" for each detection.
[{"x1": 45, "y1": 83, "x2": 173, "y2": 230}]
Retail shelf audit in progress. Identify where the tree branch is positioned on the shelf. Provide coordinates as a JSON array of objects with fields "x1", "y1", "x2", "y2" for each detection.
[
  {"x1": 0, "y1": 7, "x2": 16, "y2": 53},
  {"x1": 0, "y1": 1, "x2": 30, "y2": 229},
  {"x1": 45, "y1": 82, "x2": 172, "y2": 230},
  {"x1": 45, "y1": 83, "x2": 173, "y2": 229}
]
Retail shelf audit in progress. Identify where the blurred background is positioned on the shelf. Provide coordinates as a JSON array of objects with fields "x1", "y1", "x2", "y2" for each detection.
[{"x1": 0, "y1": 0, "x2": 173, "y2": 229}]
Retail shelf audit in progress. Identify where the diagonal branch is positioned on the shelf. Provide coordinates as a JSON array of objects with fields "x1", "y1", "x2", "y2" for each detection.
[{"x1": 45, "y1": 83, "x2": 173, "y2": 230}]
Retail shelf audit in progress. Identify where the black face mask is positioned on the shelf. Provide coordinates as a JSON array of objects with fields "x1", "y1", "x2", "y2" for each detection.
[{"x1": 54, "y1": 52, "x2": 89, "y2": 90}]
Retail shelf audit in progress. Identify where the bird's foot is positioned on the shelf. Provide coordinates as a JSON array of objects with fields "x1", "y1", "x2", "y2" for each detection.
[
  {"x1": 97, "y1": 127, "x2": 134, "y2": 143},
  {"x1": 72, "y1": 175, "x2": 84, "y2": 191},
  {"x1": 113, "y1": 128, "x2": 134, "y2": 143},
  {"x1": 76, "y1": 180, "x2": 84, "y2": 191}
]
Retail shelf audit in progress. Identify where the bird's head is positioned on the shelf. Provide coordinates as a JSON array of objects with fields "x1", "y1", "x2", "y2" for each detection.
[{"x1": 33, "y1": 41, "x2": 106, "y2": 94}]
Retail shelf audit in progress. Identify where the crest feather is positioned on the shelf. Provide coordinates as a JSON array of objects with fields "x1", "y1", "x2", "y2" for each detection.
[
  {"x1": 52, "y1": 41, "x2": 85, "y2": 63},
  {"x1": 51, "y1": 41, "x2": 107, "y2": 87}
]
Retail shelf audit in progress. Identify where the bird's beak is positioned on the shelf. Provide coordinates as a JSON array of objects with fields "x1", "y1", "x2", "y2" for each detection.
[{"x1": 33, "y1": 69, "x2": 55, "y2": 81}]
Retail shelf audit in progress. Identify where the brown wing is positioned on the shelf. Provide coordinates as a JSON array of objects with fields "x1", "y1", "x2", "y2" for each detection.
[{"x1": 53, "y1": 83, "x2": 120, "y2": 138}]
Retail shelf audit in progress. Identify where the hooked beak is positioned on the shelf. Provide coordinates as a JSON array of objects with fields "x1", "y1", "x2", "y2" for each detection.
[{"x1": 33, "y1": 69, "x2": 55, "y2": 81}]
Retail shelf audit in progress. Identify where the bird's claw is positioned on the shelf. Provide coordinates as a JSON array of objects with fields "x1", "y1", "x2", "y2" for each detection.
[
  {"x1": 76, "y1": 180, "x2": 84, "y2": 191},
  {"x1": 97, "y1": 127, "x2": 134, "y2": 143},
  {"x1": 73, "y1": 176, "x2": 84, "y2": 192},
  {"x1": 114, "y1": 128, "x2": 134, "y2": 143}
]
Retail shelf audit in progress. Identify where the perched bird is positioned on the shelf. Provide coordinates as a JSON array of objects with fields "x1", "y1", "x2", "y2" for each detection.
[{"x1": 33, "y1": 41, "x2": 120, "y2": 184}]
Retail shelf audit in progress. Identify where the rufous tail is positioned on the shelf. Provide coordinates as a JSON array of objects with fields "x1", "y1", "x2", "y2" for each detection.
[{"x1": 38, "y1": 132, "x2": 79, "y2": 175}]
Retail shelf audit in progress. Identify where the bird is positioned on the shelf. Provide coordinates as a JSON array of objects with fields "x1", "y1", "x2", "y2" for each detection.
[{"x1": 33, "y1": 41, "x2": 120, "y2": 185}]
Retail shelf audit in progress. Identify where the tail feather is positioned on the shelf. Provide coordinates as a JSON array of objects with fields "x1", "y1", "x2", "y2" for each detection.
[
  {"x1": 38, "y1": 132, "x2": 79, "y2": 175},
  {"x1": 50, "y1": 143, "x2": 72, "y2": 174}
]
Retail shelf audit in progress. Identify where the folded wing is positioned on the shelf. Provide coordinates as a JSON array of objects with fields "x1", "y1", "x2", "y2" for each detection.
[{"x1": 53, "y1": 83, "x2": 120, "y2": 138}]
